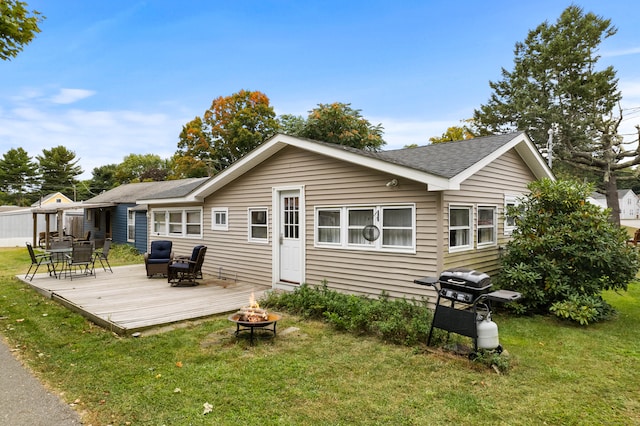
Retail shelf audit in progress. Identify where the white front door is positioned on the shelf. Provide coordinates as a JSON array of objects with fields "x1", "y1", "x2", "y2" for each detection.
[{"x1": 279, "y1": 190, "x2": 301, "y2": 283}]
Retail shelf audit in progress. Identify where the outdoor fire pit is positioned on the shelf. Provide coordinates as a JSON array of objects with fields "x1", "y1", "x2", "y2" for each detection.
[{"x1": 228, "y1": 293, "x2": 281, "y2": 344}]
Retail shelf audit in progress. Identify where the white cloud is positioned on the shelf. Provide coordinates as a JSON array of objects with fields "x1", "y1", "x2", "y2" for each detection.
[
  {"x1": 602, "y1": 46, "x2": 640, "y2": 58},
  {"x1": 375, "y1": 117, "x2": 463, "y2": 150},
  {"x1": 49, "y1": 88, "x2": 96, "y2": 105},
  {"x1": 0, "y1": 103, "x2": 187, "y2": 180}
]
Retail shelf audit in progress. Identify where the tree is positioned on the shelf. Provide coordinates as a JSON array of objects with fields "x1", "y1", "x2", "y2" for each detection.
[
  {"x1": 299, "y1": 103, "x2": 385, "y2": 151},
  {"x1": 498, "y1": 179, "x2": 639, "y2": 325},
  {"x1": 278, "y1": 114, "x2": 306, "y2": 137},
  {"x1": 173, "y1": 116, "x2": 212, "y2": 178},
  {"x1": 0, "y1": 147, "x2": 38, "y2": 206},
  {"x1": 174, "y1": 90, "x2": 279, "y2": 177},
  {"x1": 90, "y1": 164, "x2": 118, "y2": 193},
  {"x1": 115, "y1": 154, "x2": 168, "y2": 184},
  {"x1": 0, "y1": 0, "x2": 43, "y2": 60},
  {"x1": 429, "y1": 120, "x2": 476, "y2": 144},
  {"x1": 36, "y1": 146, "x2": 83, "y2": 196},
  {"x1": 472, "y1": 5, "x2": 636, "y2": 224}
]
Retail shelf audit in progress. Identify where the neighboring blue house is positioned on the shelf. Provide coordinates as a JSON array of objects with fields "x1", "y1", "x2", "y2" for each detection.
[{"x1": 84, "y1": 178, "x2": 208, "y2": 252}]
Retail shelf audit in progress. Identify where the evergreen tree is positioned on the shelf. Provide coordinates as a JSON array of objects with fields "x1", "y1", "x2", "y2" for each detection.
[
  {"x1": 473, "y1": 6, "x2": 637, "y2": 223},
  {"x1": 90, "y1": 164, "x2": 118, "y2": 193},
  {"x1": 0, "y1": 147, "x2": 38, "y2": 206},
  {"x1": 36, "y1": 146, "x2": 83, "y2": 195}
]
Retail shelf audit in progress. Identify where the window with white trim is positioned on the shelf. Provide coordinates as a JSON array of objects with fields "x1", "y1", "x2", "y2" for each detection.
[
  {"x1": 348, "y1": 208, "x2": 375, "y2": 246},
  {"x1": 317, "y1": 209, "x2": 341, "y2": 244},
  {"x1": 477, "y1": 206, "x2": 497, "y2": 246},
  {"x1": 315, "y1": 204, "x2": 415, "y2": 252},
  {"x1": 504, "y1": 195, "x2": 521, "y2": 235},
  {"x1": 248, "y1": 208, "x2": 268, "y2": 242},
  {"x1": 127, "y1": 208, "x2": 135, "y2": 242},
  {"x1": 212, "y1": 207, "x2": 228, "y2": 231},
  {"x1": 153, "y1": 211, "x2": 166, "y2": 234},
  {"x1": 382, "y1": 207, "x2": 413, "y2": 247},
  {"x1": 152, "y1": 208, "x2": 202, "y2": 238},
  {"x1": 449, "y1": 205, "x2": 472, "y2": 251}
]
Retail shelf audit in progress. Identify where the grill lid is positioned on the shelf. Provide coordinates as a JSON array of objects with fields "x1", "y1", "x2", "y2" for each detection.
[{"x1": 438, "y1": 267, "x2": 492, "y2": 289}]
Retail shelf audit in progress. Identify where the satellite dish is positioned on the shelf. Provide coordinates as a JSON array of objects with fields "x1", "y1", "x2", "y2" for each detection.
[{"x1": 362, "y1": 224, "x2": 380, "y2": 242}]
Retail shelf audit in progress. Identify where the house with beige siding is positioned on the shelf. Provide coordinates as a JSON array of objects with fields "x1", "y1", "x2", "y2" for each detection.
[{"x1": 140, "y1": 132, "x2": 553, "y2": 301}]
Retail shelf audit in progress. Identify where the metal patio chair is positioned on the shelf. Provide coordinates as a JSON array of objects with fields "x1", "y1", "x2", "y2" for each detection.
[
  {"x1": 94, "y1": 238, "x2": 113, "y2": 273},
  {"x1": 168, "y1": 245, "x2": 207, "y2": 287},
  {"x1": 25, "y1": 242, "x2": 57, "y2": 281},
  {"x1": 60, "y1": 243, "x2": 96, "y2": 280}
]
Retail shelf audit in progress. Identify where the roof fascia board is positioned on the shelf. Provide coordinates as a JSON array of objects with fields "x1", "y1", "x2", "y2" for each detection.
[
  {"x1": 513, "y1": 140, "x2": 555, "y2": 181},
  {"x1": 449, "y1": 133, "x2": 554, "y2": 187},
  {"x1": 141, "y1": 138, "x2": 291, "y2": 204},
  {"x1": 144, "y1": 134, "x2": 455, "y2": 205},
  {"x1": 285, "y1": 137, "x2": 453, "y2": 190}
]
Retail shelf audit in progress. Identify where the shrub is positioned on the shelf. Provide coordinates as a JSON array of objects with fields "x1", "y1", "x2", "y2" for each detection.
[
  {"x1": 261, "y1": 282, "x2": 432, "y2": 346},
  {"x1": 109, "y1": 243, "x2": 144, "y2": 263},
  {"x1": 498, "y1": 178, "x2": 639, "y2": 324}
]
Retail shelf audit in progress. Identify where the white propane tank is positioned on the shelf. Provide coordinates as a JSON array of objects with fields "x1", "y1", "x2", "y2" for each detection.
[{"x1": 477, "y1": 313, "x2": 500, "y2": 350}]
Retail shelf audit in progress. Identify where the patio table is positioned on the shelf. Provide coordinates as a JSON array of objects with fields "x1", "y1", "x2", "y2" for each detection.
[
  {"x1": 46, "y1": 247, "x2": 72, "y2": 263},
  {"x1": 46, "y1": 247, "x2": 97, "y2": 279}
]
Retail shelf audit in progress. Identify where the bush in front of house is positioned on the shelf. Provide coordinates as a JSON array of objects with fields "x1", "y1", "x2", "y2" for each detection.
[
  {"x1": 261, "y1": 282, "x2": 432, "y2": 346},
  {"x1": 109, "y1": 243, "x2": 144, "y2": 264},
  {"x1": 498, "y1": 178, "x2": 640, "y2": 325}
]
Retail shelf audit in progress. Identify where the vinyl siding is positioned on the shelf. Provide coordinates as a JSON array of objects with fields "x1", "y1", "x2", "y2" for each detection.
[
  {"x1": 203, "y1": 146, "x2": 440, "y2": 302},
  {"x1": 149, "y1": 144, "x2": 539, "y2": 302},
  {"x1": 442, "y1": 148, "x2": 535, "y2": 276}
]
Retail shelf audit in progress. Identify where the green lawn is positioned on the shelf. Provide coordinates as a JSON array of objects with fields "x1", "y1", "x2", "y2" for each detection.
[{"x1": 1, "y1": 247, "x2": 639, "y2": 425}]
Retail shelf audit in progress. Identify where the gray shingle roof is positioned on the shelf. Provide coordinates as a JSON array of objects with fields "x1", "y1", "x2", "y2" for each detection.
[
  {"x1": 86, "y1": 178, "x2": 209, "y2": 203},
  {"x1": 291, "y1": 132, "x2": 526, "y2": 178},
  {"x1": 373, "y1": 132, "x2": 526, "y2": 178}
]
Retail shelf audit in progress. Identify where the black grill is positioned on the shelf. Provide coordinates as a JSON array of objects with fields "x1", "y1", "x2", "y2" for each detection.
[
  {"x1": 414, "y1": 267, "x2": 493, "y2": 303},
  {"x1": 437, "y1": 267, "x2": 492, "y2": 302},
  {"x1": 414, "y1": 267, "x2": 519, "y2": 355}
]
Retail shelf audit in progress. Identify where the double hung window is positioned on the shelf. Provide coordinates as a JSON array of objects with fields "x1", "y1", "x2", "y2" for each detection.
[
  {"x1": 504, "y1": 195, "x2": 521, "y2": 235},
  {"x1": 449, "y1": 204, "x2": 499, "y2": 251},
  {"x1": 477, "y1": 206, "x2": 496, "y2": 246},
  {"x1": 127, "y1": 208, "x2": 135, "y2": 242},
  {"x1": 248, "y1": 208, "x2": 268, "y2": 242},
  {"x1": 449, "y1": 206, "x2": 472, "y2": 251}
]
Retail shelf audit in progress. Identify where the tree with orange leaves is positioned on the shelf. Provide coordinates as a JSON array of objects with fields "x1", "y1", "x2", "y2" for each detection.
[{"x1": 173, "y1": 90, "x2": 279, "y2": 177}]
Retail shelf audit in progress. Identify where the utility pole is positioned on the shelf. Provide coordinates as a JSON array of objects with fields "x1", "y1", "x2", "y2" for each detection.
[{"x1": 546, "y1": 128, "x2": 553, "y2": 169}]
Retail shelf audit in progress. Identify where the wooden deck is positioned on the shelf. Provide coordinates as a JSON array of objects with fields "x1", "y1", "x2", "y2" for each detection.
[{"x1": 19, "y1": 264, "x2": 271, "y2": 335}]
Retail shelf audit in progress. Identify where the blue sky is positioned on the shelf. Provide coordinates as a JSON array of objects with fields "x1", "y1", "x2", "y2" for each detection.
[{"x1": 1, "y1": 1, "x2": 639, "y2": 180}]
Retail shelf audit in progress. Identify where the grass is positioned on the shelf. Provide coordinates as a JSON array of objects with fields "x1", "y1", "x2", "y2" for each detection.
[{"x1": 1, "y1": 246, "x2": 639, "y2": 425}]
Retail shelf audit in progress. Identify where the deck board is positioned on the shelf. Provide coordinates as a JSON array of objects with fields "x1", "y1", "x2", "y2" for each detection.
[{"x1": 18, "y1": 264, "x2": 270, "y2": 334}]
